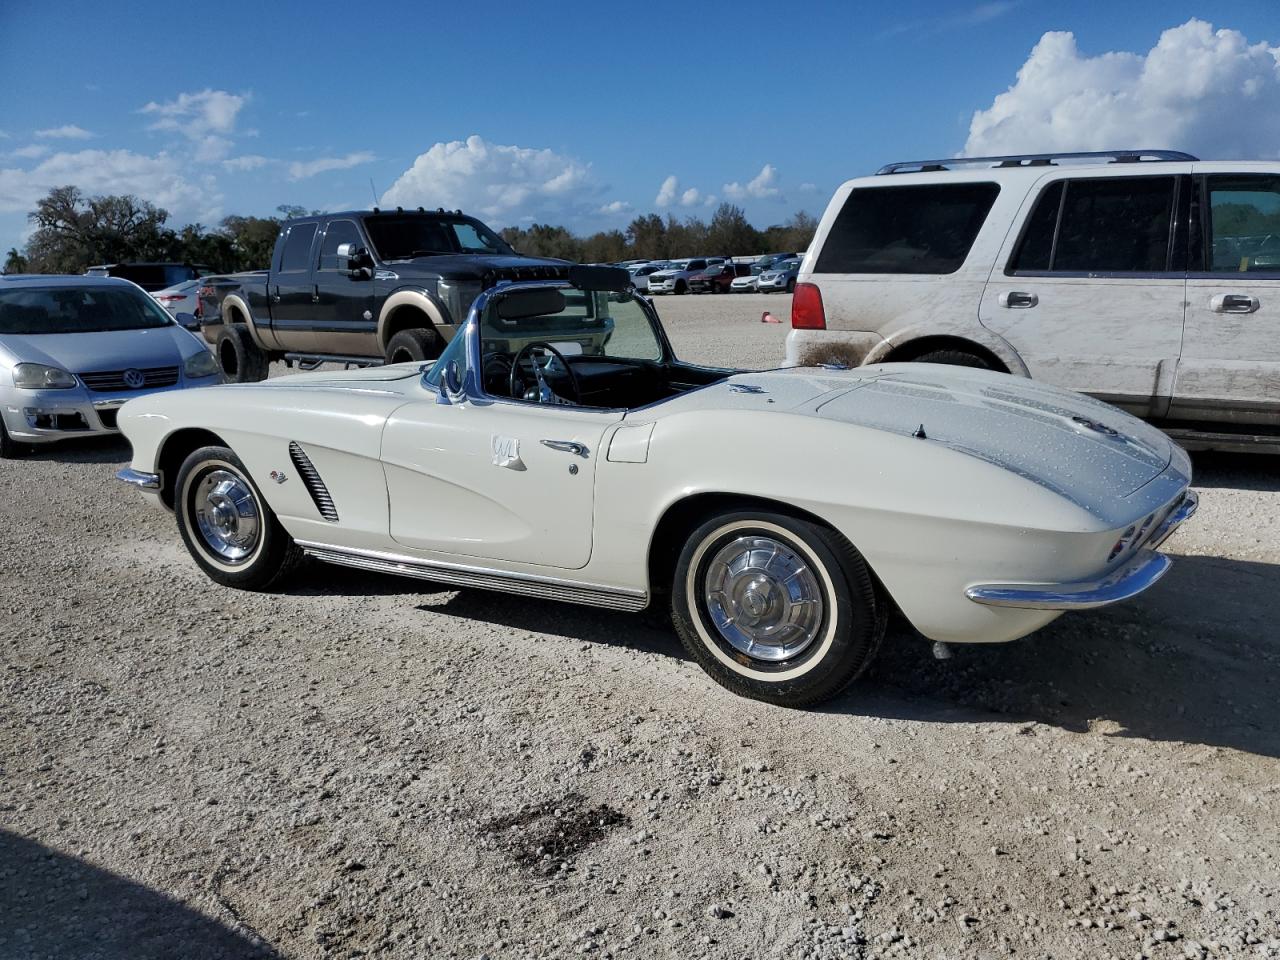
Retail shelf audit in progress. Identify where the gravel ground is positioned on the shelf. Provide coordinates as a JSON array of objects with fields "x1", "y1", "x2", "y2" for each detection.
[{"x1": 2, "y1": 292, "x2": 1278, "y2": 960}]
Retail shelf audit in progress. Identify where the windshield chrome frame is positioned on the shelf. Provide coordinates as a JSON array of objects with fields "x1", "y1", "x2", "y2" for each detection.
[{"x1": 422, "y1": 279, "x2": 674, "y2": 411}]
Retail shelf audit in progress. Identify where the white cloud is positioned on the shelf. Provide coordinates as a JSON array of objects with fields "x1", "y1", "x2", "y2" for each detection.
[
  {"x1": 222, "y1": 154, "x2": 271, "y2": 172},
  {"x1": 0, "y1": 148, "x2": 218, "y2": 216},
  {"x1": 8, "y1": 144, "x2": 49, "y2": 160},
  {"x1": 380, "y1": 135, "x2": 599, "y2": 224},
  {"x1": 35, "y1": 125, "x2": 93, "y2": 140},
  {"x1": 288, "y1": 151, "x2": 375, "y2": 181},
  {"x1": 798, "y1": 182, "x2": 818, "y2": 193},
  {"x1": 141, "y1": 90, "x2": 247, "y2": 142},
  {"x1": 965, "y1": 20, "x2": 1280, "y2": 159},
  {"x1": 0, "y1": 130, "x2": 9, "y2": 139},
  {"x1": 655, "y1": 175, "x2": 679, "y2": 207},
  {"x1": 598, "y1": 199, "x2": 631, "y2": 215},
  {"x1": 723, "y1": 163, "x2": 781, "y2": 200},
  {"x1": 680, "y1": 187, "x2": 702, "y2": 206}
]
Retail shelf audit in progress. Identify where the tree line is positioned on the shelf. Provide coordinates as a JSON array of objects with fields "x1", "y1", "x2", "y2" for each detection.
[{"x1": 2, "y1": 186, "x2": 819, "y2": 276}]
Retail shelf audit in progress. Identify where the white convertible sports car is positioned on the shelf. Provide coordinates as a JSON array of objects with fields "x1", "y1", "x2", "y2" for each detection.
[{"x1": 117, "y1": 266, "x2": 1196, "y2": 707}]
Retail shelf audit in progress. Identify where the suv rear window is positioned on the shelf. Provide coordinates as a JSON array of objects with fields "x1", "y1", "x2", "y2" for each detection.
[
  {"x1": 1010, "y1": 176, "x2": 1176, "y2": 274},
  {"x1": 814, "y1": 183, "x2": 1000, "y2": 275}
]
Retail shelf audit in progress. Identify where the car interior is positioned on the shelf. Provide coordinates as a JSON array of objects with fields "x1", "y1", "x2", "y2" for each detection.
[{"x1": 472, "y1": 276, "x2": 733, "y2": 411}]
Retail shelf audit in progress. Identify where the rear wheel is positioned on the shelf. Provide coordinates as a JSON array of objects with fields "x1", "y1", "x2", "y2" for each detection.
[
  {"x1": 674, "y1": 280, "x2": 688, "y2": 295},
  {"x1": 216, "y1": 325, "x2": 269, "y2": 383},
  {"x1": 670, "y1": 510, "x2": 887, "y2": 708},
  {"x1": 911, "y1": 349, "x2": 992, "y2": 370},
  {"x1": 786, "y1": 278, "x2": 796, "y2": 294},
  {"x1": 385, "y1": 327, "x2": 442, "y2": 365},
  {"x1": 174, "y1": 445, "x2": 304, "y2": 590}
]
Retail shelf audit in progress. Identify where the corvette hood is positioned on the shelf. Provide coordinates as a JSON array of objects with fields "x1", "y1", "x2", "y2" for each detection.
[
  {"x1": 809, "y1": 365, "x2": 1178, "y2": 500},
  {"x1": 1, "y1": 325, "x2": 202, "y2": 372},
  {"x1": 650, "y1": 364, "x2": 1183, "y2": 507}
]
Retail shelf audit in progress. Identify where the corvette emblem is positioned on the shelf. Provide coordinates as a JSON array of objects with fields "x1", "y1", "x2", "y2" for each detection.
[
  {"x1": 269, "y1": 470, "x2": 288, "y2": 484},
  {"x1": 122, "y1": 368, "x2": 145, "y2": 389},
  {"x1": 1072, "y1": 415, "x2": 1121, "y2": 438}
]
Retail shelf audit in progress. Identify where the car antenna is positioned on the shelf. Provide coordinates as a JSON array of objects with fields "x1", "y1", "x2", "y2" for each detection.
[{"x1": 368, "y1": 177, "x2": 380, "y2": 207}]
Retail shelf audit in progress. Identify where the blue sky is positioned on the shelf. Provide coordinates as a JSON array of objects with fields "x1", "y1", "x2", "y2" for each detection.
[{"x1": 2, "y1": 0, "x2": 1279, "y2": 250}]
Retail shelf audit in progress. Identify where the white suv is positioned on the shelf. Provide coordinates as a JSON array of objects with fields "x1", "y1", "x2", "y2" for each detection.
[{"x1": 785, "y1": 150, "x2": 1280, "y2": 452}]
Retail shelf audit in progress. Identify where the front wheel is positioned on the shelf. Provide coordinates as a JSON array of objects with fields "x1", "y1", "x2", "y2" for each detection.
[
  {"x1": 174, "y1": 445, "x2": 304, "y2": 590},
  {"x1": 670, "y1": 510, "x2": 886, "y2": 707}
]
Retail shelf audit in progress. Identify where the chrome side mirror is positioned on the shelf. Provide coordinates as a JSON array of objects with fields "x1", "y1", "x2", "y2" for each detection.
[
  {"x1": 336, "y1": 243, "x2": 372, "y2": 279},
  {"x1": 437, "y1": 358, "x2": 467, "y2": 405}
]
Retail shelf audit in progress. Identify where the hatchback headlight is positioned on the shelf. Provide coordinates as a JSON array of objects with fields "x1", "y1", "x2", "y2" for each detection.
[
  {"x1": 183, "y1": 349, "x2": 220, "y2": 379},
  {"x1": 12, "y1": 363, "x2": 78, "y2": 389}
]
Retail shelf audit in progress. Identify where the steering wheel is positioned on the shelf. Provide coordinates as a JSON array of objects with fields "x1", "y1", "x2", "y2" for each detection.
[{"x1": 509, "y1": 342, "x2": 581, "y2": 405}]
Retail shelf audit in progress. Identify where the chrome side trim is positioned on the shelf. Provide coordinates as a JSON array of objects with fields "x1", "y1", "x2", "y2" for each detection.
[
  {"x1": 296, "y1": 540, "x2": 649, "y2": 612},
  {"x1": 967, "y1": 491, "x2": 1196, "y2": 610},
  {"x1": 116, "y1": 468, "x2": 161, "y2": 490}
]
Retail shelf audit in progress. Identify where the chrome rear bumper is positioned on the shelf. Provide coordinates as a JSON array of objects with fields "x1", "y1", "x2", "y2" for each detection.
[
  {"x1": 116, "y1": 468, "x2": 161, "y2": 490},
  {"x1": 966, "y1": 491, "x2": 1198, "y2": 610}
]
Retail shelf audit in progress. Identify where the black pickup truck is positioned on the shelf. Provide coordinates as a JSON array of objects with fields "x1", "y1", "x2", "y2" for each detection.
[{"x1": 199, "y1": 208, "x2": 570, "y2": 381}]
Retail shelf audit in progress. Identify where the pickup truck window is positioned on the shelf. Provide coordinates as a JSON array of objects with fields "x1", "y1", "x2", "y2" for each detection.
[
  {"x1": 318, "y1": 220, "x2": 363, "y2": 271},
  {"x1": 364, "y1": 216, "x2": 515, "y2": 261},
  {"x1": 1206, "y1": 175, "x2": 1280, "y2": 273},
  {"x1": 280, "y1": 223, "x2": 318, "y2": 273}
]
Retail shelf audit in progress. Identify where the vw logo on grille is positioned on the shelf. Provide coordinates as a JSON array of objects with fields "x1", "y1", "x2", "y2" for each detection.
[{"x1": 122, "y1": 368, "x2": 146, "y2": 389}]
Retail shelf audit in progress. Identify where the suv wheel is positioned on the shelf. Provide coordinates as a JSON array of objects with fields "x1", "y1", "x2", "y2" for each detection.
[
  {"x1": 216, "y1": 325, "x2": 269, "y2": 383},
  {"x1": 385, "y1": 328, "x2": 442, "y2": 365},
  {"x1": 912, "y1": 349, "x2": 992, "y2": 370}
]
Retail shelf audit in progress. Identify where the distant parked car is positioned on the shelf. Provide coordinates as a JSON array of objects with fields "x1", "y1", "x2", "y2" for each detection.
[
  {"x1": 0, "y1": 275, "x2": 221, "y2": 457},
  {"x1": 756, "y1": 257, "x2": 802, "y2": 293},
  {"x1": 85, "y1": 262, "x2": 211, "y2": 293},
  {"x1": 151, "y1": 279, "x2": 203, "y2": 328},
  {"x1": 647, "y1": 258, "x2": 725, "y2": 295},
  {"x1": 751, "y1": 252, "x2": 799, "y2": 275},
  {"x1": 688, "y1": 262, "x2": 751, "y2": 294},
  {"x1": 730, "y1": 272, "x2": 759, "y2": 293},
  {"x1": 628, "y1": 263, "x2": 667, "y2": 292}
]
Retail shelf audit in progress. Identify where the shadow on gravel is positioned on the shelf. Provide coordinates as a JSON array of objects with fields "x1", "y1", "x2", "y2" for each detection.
[
  {"x1": 849, "y1": 553, "x2": 1280, "y2": 759},
  {"x1": 17, "y1": 435, "x2": 131, "y2": 465},
  {"x1": 0, "y1": 830, "x2": 278, "y2": 959},
  {"x1": 1190, "y1": 450, "x2": 1280, "y2": 491}
]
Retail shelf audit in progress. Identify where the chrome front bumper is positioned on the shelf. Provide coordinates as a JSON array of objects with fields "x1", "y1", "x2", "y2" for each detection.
[{"x1": 966, "y1": 491, "x2": 1198, "y2": 610}]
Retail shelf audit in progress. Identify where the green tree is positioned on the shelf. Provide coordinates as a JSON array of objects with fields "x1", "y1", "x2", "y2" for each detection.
[
  {"x1": 3, "y1": 248, "x2": 27, "y2": 274},
  {"x1": 762, "y1": 210, "x2": 818, "y2": 254},
  {"x1": 706, "y1": 203, "x2": 761, "y2": 257},
  {"x1": 23, "y1": 186, "x2": 175, "y2": 273},
  {"x1": 220, "y1": 215, "x2": 283, "y2": 270},
  {"x1": 625, "y1": 214, "x2": 668, "y2": 260},
  {"x1": 580, "y1": 229, "x2": 629, "y2": 264}
]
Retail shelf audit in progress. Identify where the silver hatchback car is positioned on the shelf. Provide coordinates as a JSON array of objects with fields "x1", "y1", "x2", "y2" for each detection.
[{"x1": 0, "y1": 275, "x2": 221, "y2": 457}]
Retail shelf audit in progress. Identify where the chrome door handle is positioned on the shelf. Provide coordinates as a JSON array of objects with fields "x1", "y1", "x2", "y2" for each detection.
[
  {"x1": 541, "y1": 439, "x2": 589, "y2": 457},
  {"x1": 270, "y1": 294, "x2": 281, "y2": 304},
  {"x1": 998, "y1": 291, "x2": 1039, "y2": 309},
  {"x1": 1211, "y1": 293, "x2": 1260, "y2": 314}
]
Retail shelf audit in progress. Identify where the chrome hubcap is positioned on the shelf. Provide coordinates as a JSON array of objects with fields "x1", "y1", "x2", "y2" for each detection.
[
  {"x1": 703, "y1": 535, "x2": 824, "y2": 662},
  {"x1": 193, "y1": 469, "x2": 260, "y2": 564}
]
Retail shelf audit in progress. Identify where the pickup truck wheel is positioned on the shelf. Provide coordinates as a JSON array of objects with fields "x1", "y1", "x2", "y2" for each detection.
[
  {"x1": 670, "y1": 510, "x2": 887, "y2": 708},
  {"x1": 911, "y1": 349, "x2": 991, "y2": 370},
  {"x1": 175, "y1": 445, "x2": 304, "y2": 590},
  {"x1": 385, "y1": 328, "x2": 441, "y2": 365},
  {"x1": 216, "y1": 325, "x2": 269, "y2": 383},
  {"x1": 674, "y1": 280, "x2": 688, "y2": 295}
]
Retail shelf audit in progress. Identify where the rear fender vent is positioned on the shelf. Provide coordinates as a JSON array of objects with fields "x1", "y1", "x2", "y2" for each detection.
[{"x1": 288, "y1": 441, "x2": 339, "y2": 522}]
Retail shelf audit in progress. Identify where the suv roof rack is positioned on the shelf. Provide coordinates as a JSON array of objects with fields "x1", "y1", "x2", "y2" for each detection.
[{"x1": 876, "y1": 150, "x2": 1199, "y2": 175}]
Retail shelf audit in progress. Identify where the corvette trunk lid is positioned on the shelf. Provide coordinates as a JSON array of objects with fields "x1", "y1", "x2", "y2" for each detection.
[{"x1": 812, "y1": 365, "x2": 1176, "y2": 502}]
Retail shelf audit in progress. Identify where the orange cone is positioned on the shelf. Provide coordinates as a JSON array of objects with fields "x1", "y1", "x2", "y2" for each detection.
[{"x1": 761, "y1": 311, "x2": 781, "y2": 324}]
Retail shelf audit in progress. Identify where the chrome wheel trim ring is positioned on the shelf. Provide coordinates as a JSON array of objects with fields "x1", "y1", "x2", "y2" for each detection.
[
  {"x1": 187, "y1": 464, "x2": 262, "y2": 566},
  {"x1": 685, "y1": 520, "x2": 839, "y2": 683},
  {"x1": 703, "y1": 535, "x2": 824, "y2": 662}
]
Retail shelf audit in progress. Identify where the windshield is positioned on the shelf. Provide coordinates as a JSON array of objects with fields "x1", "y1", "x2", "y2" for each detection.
[
  {"x1": 363, "y1": 216, "x2": 514, "y2": 260},
  {"x1": 0, "y1": 285, "x2": 174, "y2": 335}
]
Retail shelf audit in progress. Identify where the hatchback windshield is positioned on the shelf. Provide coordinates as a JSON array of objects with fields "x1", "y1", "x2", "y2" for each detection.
[
  {"x1": 0, "y1": 285, "x2": 174, "y2": 335},
  {"x1": 363, "y1": 216, "x2": 514, "y2": 259}
]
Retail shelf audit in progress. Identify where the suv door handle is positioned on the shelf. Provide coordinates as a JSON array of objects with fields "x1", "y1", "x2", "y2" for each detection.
[
  {"x1": 1210, "y1": 293, "x2": 1260, "y2": 314},
  {"x1": 311, "y1": 285, "x2": 321, "y2": 303},
  {"x1": 998, "y1": 291, "x2": 1039, "y2": 309},
  {"x1": 540, "y1": 439, "x2": 589, "y2": 457}
]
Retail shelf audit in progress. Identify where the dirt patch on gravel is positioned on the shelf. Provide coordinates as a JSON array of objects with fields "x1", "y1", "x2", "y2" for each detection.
[{"x1": 480, "y1": 792, "x2": 630, "y2": 876}]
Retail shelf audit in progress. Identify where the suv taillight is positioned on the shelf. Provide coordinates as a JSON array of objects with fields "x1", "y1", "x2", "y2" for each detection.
[{"x1": 791, "y1": 282, "x2": 826, "y2": 330}]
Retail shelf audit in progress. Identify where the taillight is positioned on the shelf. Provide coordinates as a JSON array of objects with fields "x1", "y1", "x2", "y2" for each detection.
[
  {"x1": 155, "y1": 294, "x2": 185, "y2": 302},
  {"x1": 791, "y1": 282, "x2": 826, "y2": 330}
]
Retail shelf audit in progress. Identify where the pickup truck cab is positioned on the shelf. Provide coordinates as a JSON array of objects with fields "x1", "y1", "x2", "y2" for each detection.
[{"x1": 201, "y1": 208, "x2": 569, "y2": 381}]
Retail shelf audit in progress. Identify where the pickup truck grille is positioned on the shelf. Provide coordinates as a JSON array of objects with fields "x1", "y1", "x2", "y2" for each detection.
[{"x1": 79, "y1": 366, "x2": 180, "y2": 392}]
